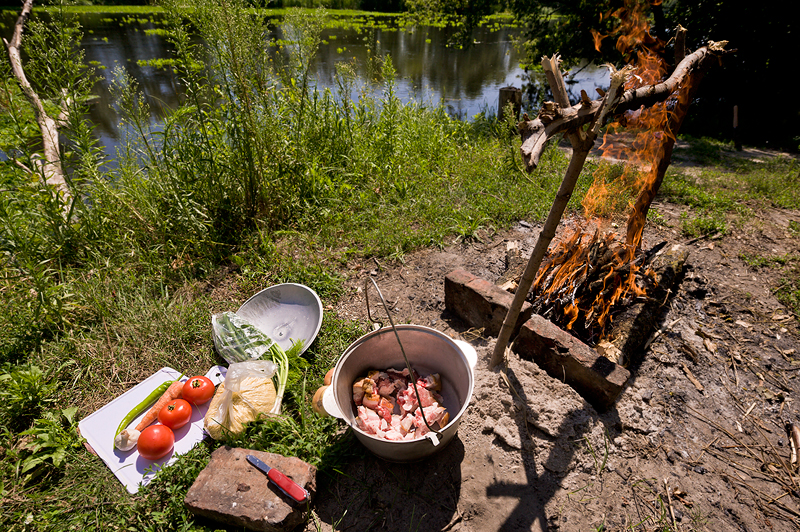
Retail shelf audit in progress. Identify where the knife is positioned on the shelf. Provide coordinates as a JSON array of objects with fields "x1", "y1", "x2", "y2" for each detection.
[{"x1": 246, "y1": 454, "x2": 309, "y2": 503}]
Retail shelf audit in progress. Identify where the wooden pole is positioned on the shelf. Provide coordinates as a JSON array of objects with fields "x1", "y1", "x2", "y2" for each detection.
[
  {"x1": 488, "y1": 59, "x2": 630, "y2": 368},
  {"x1": 733, "y1": 105, "x2": 742, "y2": 151},
  {"x1": 499, "y1": 86, "x2": 522, "y2": 124}
]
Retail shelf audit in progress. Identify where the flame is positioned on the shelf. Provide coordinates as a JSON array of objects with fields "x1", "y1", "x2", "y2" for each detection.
[{"x1": 531, "y1": 0, "x2": 677, "y2": 344}]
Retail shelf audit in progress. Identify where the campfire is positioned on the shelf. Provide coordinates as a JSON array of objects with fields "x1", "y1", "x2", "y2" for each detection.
[{"x1": 489, "y1": 2, "x2": 731, "y2": 368}]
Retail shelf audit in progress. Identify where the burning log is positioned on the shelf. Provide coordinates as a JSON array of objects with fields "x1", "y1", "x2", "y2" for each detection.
[{"x1": 526, "y1": 231, "x2": 668, "y2": 346}]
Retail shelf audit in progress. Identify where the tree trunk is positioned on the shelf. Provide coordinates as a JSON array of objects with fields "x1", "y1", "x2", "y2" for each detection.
[{"x1": 4, "y1": 0, "x2": 70, "y2": 199}]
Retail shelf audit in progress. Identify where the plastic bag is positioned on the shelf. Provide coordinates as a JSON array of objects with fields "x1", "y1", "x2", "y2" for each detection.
[
  {"x1": 203, "y1": 360, "x2": 279, "y2": 440},
  {"x1": 212, "y1": 311, "x2": 278, "y2": 364}
]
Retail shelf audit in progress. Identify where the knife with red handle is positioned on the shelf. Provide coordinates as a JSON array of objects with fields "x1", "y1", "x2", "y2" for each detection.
[{"x1": 246, "y1": 454, "x2": 308, "y2": 503}]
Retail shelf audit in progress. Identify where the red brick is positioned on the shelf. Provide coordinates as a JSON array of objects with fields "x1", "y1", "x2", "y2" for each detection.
[
  {"x1": 444, "y1": 269, "x2": 533, "y2": 336},
  {"x1": 185, "y1": 446, "x2": 316, "y2": 531},
  {"x1": 514, "y1": 314, "x2": 630, "y2": 410}
]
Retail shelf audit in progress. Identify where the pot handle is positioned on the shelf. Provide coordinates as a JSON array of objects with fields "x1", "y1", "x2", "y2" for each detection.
[{"x1": 453, "y1": 339, "x2": 477, "y2": 370}]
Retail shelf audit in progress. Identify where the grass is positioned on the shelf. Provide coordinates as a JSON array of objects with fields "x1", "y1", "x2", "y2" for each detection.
[
  {"x1": 0, "y1": 4, "x2": 797, "y2": 530},
  {"x1": 660, "y1": 136, "x2": 800, "y2": 317},
  {"x1": 668, "y1": 136, "x2": 800, "y2": 211},
  {"x1": 0, "y1": 3, "x2": 547, "y2": 528},
  {"x1": 740, "y1": 252, "x2": 800, "y2": 317}
]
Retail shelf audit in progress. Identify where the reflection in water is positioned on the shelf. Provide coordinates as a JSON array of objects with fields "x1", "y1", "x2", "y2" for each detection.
[{"x1": 1, "y1": 12, "x2": 609, "y2": 158}]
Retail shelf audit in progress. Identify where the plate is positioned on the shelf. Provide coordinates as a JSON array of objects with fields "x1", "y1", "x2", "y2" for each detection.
[{"x1": 78, "y1": 366, "x2": 226, "y2": 494}]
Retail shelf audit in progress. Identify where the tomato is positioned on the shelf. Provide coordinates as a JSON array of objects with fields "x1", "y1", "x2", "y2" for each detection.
[
  {"x1": 138, "y1": 425, "x2": 174, "y2": 460},
  {"x1": 182, "y1": 376, "x2": 215, "y2": 405},
  {"x1": 157, "y1": 398, "x2": 192, "y2": 430}
]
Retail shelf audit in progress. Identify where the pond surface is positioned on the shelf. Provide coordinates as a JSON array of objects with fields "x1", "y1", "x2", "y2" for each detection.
[{"x1": 2, "y1": 11, "x2": 609, "y2": 157}]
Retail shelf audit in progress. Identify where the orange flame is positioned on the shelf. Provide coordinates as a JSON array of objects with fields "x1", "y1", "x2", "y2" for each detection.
[{"x1": 534, "y1": 0, "x2": 676, "y2": 342}]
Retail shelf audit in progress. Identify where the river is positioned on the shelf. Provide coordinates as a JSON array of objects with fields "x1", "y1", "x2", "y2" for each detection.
[{"x1": 2, "y1": 10, "x2": 609, "y2": 157}]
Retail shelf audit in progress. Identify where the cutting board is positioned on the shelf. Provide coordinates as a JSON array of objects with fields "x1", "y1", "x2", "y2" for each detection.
[{"x1": 78, "y1": 366, "x2": 226, "y2": 494}]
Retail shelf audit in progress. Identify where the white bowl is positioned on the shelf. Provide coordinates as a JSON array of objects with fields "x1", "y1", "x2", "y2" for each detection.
[{"x1": 237, "y1": 283, "x2": 323, "y2": 355}]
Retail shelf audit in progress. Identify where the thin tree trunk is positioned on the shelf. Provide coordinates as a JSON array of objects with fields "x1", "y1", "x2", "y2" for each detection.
[
  {"x1": 625, "y1": 48, "x2": 709, "y2": 249},
  {"x1": 4, "y1": 0, "x2": 69, "y2": 199}
]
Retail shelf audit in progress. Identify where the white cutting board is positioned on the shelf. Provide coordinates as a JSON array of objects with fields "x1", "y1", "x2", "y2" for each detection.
[{"x1": 78, "y1": 366, "x2": 226, "y2": 494}]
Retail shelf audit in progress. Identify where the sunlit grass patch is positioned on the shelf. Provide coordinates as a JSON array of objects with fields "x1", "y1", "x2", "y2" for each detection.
[
  {"x1": 741, "y1": 252, "x2": 800, "y2": 318},
  {"x1": 679, "y1": 209, "x2": 728, "y2": 238}
]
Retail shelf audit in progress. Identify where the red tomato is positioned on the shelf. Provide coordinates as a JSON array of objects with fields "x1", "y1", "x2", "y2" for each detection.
[
  {"x1": 138, "y1": 425, "x2": 174, "y2": 460},
  {"x1": 182, "y1": 376, "x2": 215, "y2": 405},
  {"x1": 157, "y1": 399, "x2": 192, "y2": 430}
]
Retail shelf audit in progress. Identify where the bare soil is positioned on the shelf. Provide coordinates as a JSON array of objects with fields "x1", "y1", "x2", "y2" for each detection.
[{"x1": 308, "y1": 153, "x2": 800, "y2": 532}]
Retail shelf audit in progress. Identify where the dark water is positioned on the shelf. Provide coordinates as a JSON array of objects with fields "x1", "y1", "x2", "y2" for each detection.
[{"x1": 2, "y1": 11, "x2": 609, "y2": 157}]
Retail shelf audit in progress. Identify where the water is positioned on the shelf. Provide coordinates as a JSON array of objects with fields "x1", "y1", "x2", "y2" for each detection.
[{"x1": 2, "y1": 11, "x2": 609, "y2": 157}]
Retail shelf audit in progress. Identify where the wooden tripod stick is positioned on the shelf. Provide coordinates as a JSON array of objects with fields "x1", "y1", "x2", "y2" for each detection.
[{"x1": 488, "y1": 58, "x2": 629, "y2": 368}]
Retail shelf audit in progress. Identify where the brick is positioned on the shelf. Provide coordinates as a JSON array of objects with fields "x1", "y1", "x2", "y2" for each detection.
[
  {"x1": 185, "y1": 446, "x2": 316, "y2": 532},
  {"x1": 513, "y1": 314, "x2": 630, "y2": 410},
  {"x1": 444, "y1": 269, "x2": 533, "y2": 337}
]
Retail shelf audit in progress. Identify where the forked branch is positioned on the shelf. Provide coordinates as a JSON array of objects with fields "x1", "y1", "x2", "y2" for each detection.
[{"x1": 518, "y1": 43, "x2": 731, "y2": 172}]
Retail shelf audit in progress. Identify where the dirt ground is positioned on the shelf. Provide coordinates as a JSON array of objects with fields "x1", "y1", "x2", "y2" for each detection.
[{"x1": 308, "y1": 151, "x2": 800, "y2": 532}]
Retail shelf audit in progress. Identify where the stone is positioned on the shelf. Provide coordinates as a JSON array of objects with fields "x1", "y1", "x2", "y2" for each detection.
[
  {"x1": 444, "y1": 269, "x2": 533, "y2": 336},
  {"x1": 184, "y1": 446, "x2": 316, "y2": 532},
  {"x1": 513, "y1": 314, "x2": 630, "y2": 411}
]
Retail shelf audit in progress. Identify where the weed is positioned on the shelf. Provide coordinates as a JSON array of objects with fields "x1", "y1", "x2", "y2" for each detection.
[
  {"x1": 16, "y1": 407, "x2": 83, "y2": 484},
  {"x1": 0, "y1": 364, "x2": 58, "y2": 431},
  {"x1": 679, "y1": 209, "x2": 727, "y2": 238},
  {"x1": 449, "y1": 215, "x2": 492, "y2": 243},
  {"x1": 741, "y1": 252, "x2": 800, "y2": 318},
  {"x1": 583, "y1": 429, "x2": 609, "y2": 476},
  {"x1": 647, "y1": 207, "x2": 669, "y2": 227}
]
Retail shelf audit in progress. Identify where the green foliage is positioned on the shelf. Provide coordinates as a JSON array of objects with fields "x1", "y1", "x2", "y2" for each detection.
[
  {"x1": 740, "y1": 252, "x2": 800, "y2": 320},
  {"x1": 679, "y1": 209, "x2": 727, "y2": 238},
  {"x1": 0, "y1": 364, "x2": 57, "y2": 431},
  {"x1": 17, "y1": 407, "x2": 82, "y2": 482}
]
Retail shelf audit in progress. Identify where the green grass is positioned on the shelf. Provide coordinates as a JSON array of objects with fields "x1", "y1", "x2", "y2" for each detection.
[
  {"x1": 662, "y1": 136, "x2": 799, "y2": 317},
  {"x1": 658, "y1": 136, "x2": 799, "y2": 238},
  {"x1": 741, "y1": 252, "x2": 800, "y2": 317},
  {"x1": 669, "y1": 136, "x2": 800, "y2": 210}
]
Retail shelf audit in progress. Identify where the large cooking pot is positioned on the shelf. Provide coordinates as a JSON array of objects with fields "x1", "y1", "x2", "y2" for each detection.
[{"x1": 319, "y1": 325, "x2": 477, "y2": 462}]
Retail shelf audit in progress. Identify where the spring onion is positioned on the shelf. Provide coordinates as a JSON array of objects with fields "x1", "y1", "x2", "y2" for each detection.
[{"x1": 212, "y1": 311, "x2": 303, "y2": 414}]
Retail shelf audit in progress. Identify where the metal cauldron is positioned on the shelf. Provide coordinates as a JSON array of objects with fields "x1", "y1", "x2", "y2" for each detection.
[{"x1": 319, "y1": 324, "x2": 477, "y2": 462}]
